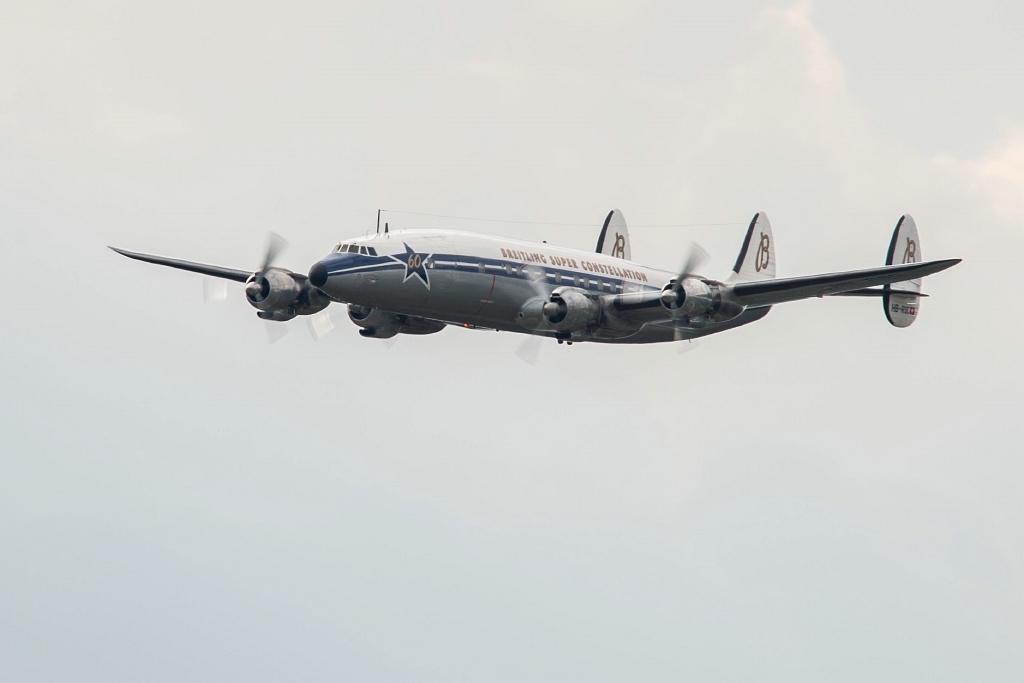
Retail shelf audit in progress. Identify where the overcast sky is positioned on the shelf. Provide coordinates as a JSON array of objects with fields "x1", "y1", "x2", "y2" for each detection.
[{"x1": 1, "y1": 1, "x2": 1022, "y2": 680}]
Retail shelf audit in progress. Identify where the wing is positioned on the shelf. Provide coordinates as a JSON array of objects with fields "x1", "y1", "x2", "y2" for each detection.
[
  {"x1": 727, "y1": 259, "x2": 959, "y2": 307},
  {"x1": 110, "y1": 246, "x2": 252, "y2": 282}
]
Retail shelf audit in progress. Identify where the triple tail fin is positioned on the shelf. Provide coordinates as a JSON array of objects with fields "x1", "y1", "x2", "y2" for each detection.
[
  {"x1": 596, "y1": 209, "x2": 631, "y2": 260},
  {"x1": 727, "y1": 212, "x2": 775, "y2": 282}
]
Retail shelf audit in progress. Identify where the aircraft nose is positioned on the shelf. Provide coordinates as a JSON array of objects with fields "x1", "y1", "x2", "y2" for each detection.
[{"x1": 308, "y1": 261, "x2": 328, "y2": 287}]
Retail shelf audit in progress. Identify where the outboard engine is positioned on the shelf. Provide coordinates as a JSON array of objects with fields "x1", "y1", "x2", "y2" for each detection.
[
  {"x1": 542, "y1": 287, "x2": 601, "y2": 332},
  {"x1": 246, "y1": 269, "x2": 301, "y2": 311},
  {"x1": 348, "y1": 305, "x2": 401, "y2": 339},
  {"x1": 245, "y1": 269, "x2": 331, "y2": 320}
]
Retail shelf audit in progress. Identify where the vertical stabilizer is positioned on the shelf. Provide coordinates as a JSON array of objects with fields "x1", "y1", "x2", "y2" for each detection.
[
  {"x1": 884, "y1": 214, "x2": 922, "y2": 327},
  {"x1": 596, "y1": 209, "x2": 631, "y2": 260},
  {"x1": 728, "y1": 212, "x2": 775, "y2": 282}
]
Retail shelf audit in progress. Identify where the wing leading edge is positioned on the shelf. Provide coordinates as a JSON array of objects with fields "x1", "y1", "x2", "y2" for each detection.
[
  {"x1": 728, "y1": 258, "x2": 959, "y2": 307},
  {"x1": 109, "y1": 246, "x2": 252, "y2": 282}
]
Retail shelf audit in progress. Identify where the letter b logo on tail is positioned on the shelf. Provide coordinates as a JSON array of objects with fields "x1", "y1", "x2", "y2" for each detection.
[{"x1": 755, "y1": 232, "x2": 771, "y2": 272}]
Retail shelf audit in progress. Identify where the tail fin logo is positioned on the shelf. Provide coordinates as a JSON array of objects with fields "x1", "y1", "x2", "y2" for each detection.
[
  {"x1": 612, "y1": 233, "x2": 626, "y2": 258},
  {"x1": 902, "y1": 238, "x2": 917, "y2": 264},
  {"x1": 755, "y1": 233, "x2": 771, "y2": 272}
]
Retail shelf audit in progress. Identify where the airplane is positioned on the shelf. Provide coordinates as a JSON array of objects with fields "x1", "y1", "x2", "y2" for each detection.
[{"x1": 110, "y1": 211, "x2": 959, "y2": 351}]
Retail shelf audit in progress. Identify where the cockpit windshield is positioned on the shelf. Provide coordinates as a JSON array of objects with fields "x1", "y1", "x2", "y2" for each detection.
[{"x1": 332, "y1": 243, "x2": 377, "y2": 256}]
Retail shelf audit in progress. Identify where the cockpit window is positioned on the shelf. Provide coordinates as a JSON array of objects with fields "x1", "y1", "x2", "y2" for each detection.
[
  {"x1": 359, "y1": 246, "x2": 368, "y2": 255},
  {"x1": 367, "y1": 247, "x2": 377, "y2": 256},
  {"x1": 347, "y1": 244, "x2": 359, "y2": 253}
]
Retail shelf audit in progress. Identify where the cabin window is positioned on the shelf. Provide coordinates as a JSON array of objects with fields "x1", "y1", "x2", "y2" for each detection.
[
  {"x1": 478, "y1": 262, "x2": 486, "y2": 273},
  {"x1": 504, "y1": 263, "x2": 514, "y2": 275},
  {"x1": 554, "y1": 272, "x2": 562, "y2": 284}
]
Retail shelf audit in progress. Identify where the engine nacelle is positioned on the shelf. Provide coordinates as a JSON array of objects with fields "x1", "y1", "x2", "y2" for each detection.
[
  {"x1": 246, "y1": 269, "x2": 302, "y2": 311},
  {"x1": 348, "y1": 305, "x2": 400, "y2": 339},
  {"x1": 257, "y1": 309, "x2": 297, "y2": 322},
  {"x1": 295, "y1": 285, "x2": 331, "y2": 316},
  {"x1": 542, "y1": 287, "x2": 601, "y2": 332},
  {"x1": 661, "y1": 278, "x2": 745, "y2": 323},
  {"x1": 662, "y1": 278, "x2": 716, "y2": 318}
]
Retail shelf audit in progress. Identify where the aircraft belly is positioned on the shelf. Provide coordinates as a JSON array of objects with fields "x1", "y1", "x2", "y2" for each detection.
[
  {"x1": 593, "y1": 306, "x2": 773, "y2": 344},
  {"x1": 326, "y1": 268, "x2": 512, "y2": 327}
]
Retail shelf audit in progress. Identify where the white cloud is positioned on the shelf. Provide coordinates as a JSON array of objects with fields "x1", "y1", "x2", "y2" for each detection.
[{"x1": 935, "y1": 121, "x2": 1024, "y2": 222}]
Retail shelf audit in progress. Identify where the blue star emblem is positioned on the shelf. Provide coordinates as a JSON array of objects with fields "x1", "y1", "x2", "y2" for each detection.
[{"x1": 390, "y1": 242, "x2": 431, "y2": 289}]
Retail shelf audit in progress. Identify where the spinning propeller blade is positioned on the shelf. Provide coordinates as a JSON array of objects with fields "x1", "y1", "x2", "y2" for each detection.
[
  {"x1": 202, "y1": 277, "x2": 229, "y2": 303},
  {"x1": 676, "y1": 337, "x2": 700, "y2": 354},
  {"x1": 515, "y1": 264, "x2": 553, "y2": 365},
  {"x1": 672, "y1": 242, "x2": 709, "y2": 291},
  {"x1": 264, "y1": 320, "x2": 288, "y2": 344},
  {"x1": 515, "y1": 336, "x2": 542, "y2": 364},
  {"x1": 307, "y1": 310, "x2": 335, "y2": 341},
  {"x1": 259, "y1": 232, "x2": 287, "y2": 273},
  {"x1": 202, "y1": 276, "x2": 229, "y2": 303}
]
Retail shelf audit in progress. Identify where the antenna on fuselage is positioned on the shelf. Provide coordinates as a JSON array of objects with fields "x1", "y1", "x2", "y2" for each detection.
[
  {"x1": 376, "y1": 209, "x2": 381, "y2": 234},
  {"x1": 384, "y1": 222, "x2": 389, "y2": 233}
]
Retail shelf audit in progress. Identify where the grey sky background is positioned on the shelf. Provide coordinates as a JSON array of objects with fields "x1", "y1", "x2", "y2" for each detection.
[{"x1": 1, "y1": 1, "x2": 1021, "y2": 680}]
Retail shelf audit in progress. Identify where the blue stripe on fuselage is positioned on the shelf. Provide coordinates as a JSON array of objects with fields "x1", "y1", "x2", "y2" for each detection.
[{"x1": 321, "y1": 252, "x2": 661, "y2": 295}]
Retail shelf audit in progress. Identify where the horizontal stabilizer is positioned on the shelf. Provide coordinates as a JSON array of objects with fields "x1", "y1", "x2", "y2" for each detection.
[
  {"x1": 110, "y1": 246, "x2": 252, "y2": 282},
  {"x1": 832, "y1": 287, "x2": 928, "y2": 298},
  {"x1": 729, "y1": 259, "x2": 959, "y2": 307}
]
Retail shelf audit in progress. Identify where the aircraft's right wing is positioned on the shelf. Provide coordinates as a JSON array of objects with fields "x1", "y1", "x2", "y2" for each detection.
[
  {"x1": 110, "y1": 246, "x2": 252, "y2": 282},
  {"x1": 727, "y1": 259, "x2": 960, "y2": 307}
]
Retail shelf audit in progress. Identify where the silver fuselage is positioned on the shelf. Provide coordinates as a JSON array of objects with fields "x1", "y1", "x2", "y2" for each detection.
[{"x1": 315, "y1": 229, "x2": 768, "y2": 344}]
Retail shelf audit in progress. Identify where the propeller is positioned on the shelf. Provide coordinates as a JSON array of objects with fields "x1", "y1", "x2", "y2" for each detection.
[
  {"x1": 677, "y1": 338, "x2": 700, "y2": 354},
  {"x1": 515, "y1": 264, "x2": 554, "y2": 365},
  {"x1": 202, "y1": 232, "x2": 335, "y2": 345},
  {"x1": 306, "y1": 309, "x2": 335, "y2": 341},
  {"x1": 245, "y1": 232, "x2": 288, "y2": 301},
  {"x1": 260, "y1": 232, "x2": 287, "y2": 274},
  {"x1": 667, "y1": 242, "x2": 709, "y2": 297},
  {"x1": 665, "y1": 242, "x2": 710, "y2": 347},
  {"x1": 203, "y1": 277, "x2": 229, "y2": 303},
  {"x1": 264, "y1": 320, "x2": 289, "y2": 344}
]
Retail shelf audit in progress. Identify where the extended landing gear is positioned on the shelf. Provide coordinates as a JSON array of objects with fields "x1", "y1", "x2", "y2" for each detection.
[{"x1": 557, "y1": 339, "x2": 573, "y2": 345}]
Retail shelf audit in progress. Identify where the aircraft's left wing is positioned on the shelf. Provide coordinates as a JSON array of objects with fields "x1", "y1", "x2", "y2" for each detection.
[{"x1": 727, "y1": 258, "x2": 959, "y2": 307}]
